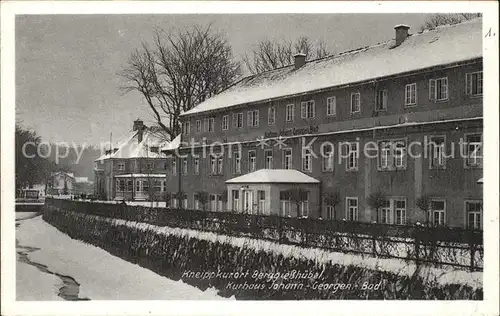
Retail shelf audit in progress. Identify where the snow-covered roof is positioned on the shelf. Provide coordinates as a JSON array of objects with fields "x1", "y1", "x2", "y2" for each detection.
[
  {"x1": 226, "y1": 169, "x2": 320, "y2": 184},
  {"x1": 182, "y1": 18, "x2": 482, "y2": 117},
  {"x1": 51, "y1": 171, "x2": 74, "y2": 178},
  {"x1": 161, "y1": 134, "x2": 181, "y2": 152},
  {"x1": 75, "y1": 177, "x2": 89, "y2": 183},
  {"x1": 477, "y1": 178, "x2": 483, "y2": 184},
  {"x1": 115, "y1": 174, "x2": 167, "y2": 178},
  {"x1": 96, "y1": 128, "x2": 169, "y2": 161}
]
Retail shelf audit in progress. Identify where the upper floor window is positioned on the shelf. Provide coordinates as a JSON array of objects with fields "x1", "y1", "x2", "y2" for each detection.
[
  {"x1": 196, "y1": 120, "x2": 201, "y2": 133},
  {"x1": 326, "y1": 96, "x2": 336, "y2": 116},
  {"x1": 247, "y1": 110, "x2": 259, "y2": 127},
  {"x1": 286, "y1": 104, "x2": 294, "y2": 122},
  {"x1": 268, "y1": 106, "x2": 276, "y2": 125},
  {"x1": 405, "y1": 83, "x2": 417, "y2": 106},
  {"x1": 233, "y1": 112, "x2": 243, "y2": 128},
  {"x1": 300, "y1": 100, "x2": 315, "y2": 119},
  {"x1": 466, "y1": 71, "x2": 483, "y2": 96},
  {"x1": 233, "y1": 152, "x2": 241, "y2": 174},
  {"x1": 283, "y1": 149, "x2": 292, "y2": 170},
  {"x1": 375, "y1": 90, "x2": 388, "y2": 111},
  {"x1": 429, "y1": 77, "x2": 448, "y2": 101},
  {"x1": 117, "y1": 161, "x2": 125, "y2": 171},
  {"x1": 464, "y1": 133, "x2": 482, "y2": 168},
  {"x1": 217, "y1": 157, "x2": 223, "y2": 174},
  {"x1": 350, "y1": 93, "x2": 361, "y2": 113},
  {"x1": 194, "y1": 158, "x2": 199, "y2": 175},
  {"x1": 302, "y1": 148, "x2": 312, "y2": 172},
  {"x1": 182, "y1": 121, "x2": 190, "y2": 135},
  {"x1": 171, "y1": 159, "x2": 177, "y2": 175},
  {"x1": 378, "y1": 139, "x2": 407, "y2": 170},
  {"x1": 429, "y1": 135, "x2": 446, "y2": 169},
  {"x1": 204, "y1": 118, "x2": 215, "y2": 132},
  {"x1": 345, "y1": 142, "x2": 358, "y2": 171},
  {"x1": 146, "y1": 161, "x2": 154, "y2": 170},
  {"x1": 182, "y1": 158, "x2": 188, "y2": 175},
  {"x1": 248, "y1": 150, "x2": 256, "y2": 172},
  {"x1": 222, "y1": 115, "x2": 229, "y2": 131},
  {"x1": 322, "y1": 144, "x2": 334, "y2": 172},
  {"x1": 265, "y1": 150, "x2": 273, "y2": 169},
  {"x1": 210, "y1": 156, "x2": 217, "y2": 175}
]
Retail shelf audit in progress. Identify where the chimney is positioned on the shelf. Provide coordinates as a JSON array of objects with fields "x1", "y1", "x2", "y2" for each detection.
[
  {"x1": 293, "y1": 53, "x2": 306, "y2": 70},
  {"x1": 133, "y1": 118, "x2": 145, "y2": 143},
  {"x1": 394, "y1": 24, "x2": 410, "y2": 46}
]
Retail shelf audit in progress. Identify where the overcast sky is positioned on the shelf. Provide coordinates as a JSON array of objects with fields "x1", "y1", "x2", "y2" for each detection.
[{"x1": 16, "y1": 14, "x2": 433, "y2": 146}]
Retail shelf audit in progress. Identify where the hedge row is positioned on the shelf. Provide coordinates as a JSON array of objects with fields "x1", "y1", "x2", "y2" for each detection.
[{"x1": 43, "y1": 205, "x2": 482, "y2": 300}]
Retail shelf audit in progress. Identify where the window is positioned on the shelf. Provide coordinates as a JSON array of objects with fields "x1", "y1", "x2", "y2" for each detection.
[
  {"x1": 405, "y1": 83, "x2": 417, "y2": 106},
  {"x1": 208, "y1": 118, "x2": 215, "y2": 132},
  {"x1": 248, "y1": 150, "x2": 256, "y2": 172},
  {"x1": 375, "y1": 90, "x2": 388, "y2": 111},
  {"x1": 429, "y1": 77, "x2": 448, "y2": 101},
  {"x1": 280, "y1": 191, "x2": 291, "y2": 217},
  {"x1": 146, "y1": 161, "x2": 154, "y2": 170},
  {"x1": 345, "y1": 142, "x2": 358, "y2": 171},
  {"x1": 232, "y1": 190, "x2": 240, "y2": 212},
  {"x1": 210, "y1": 194, "x2": 223, "y2": 212},
  {"x1": 265, "y1": 150, "x2": 273, "y2": 169},
  {"x1": 379, "y1": 200, "x2": 392, "y2": 224},
  {"x1": 210, "y1": 156, "x2": 217, "y2": 174},
  {"x1": 346, "y1": 197, "x2": 358, "y2": 221},
  {"x1": 302, "y1": 148, "x2": 312, "y2": 172},
  {"x1": 268, "y1": 106, "x2": 276, "y2": 125},
  {"x1": 182, "y1": 158, "x2": 188, "y2": 175},
  {"x1": 350, "y1": 93, "x2": 361, "y2": 113},
  {"x1": 171, "y1": 159, "x2": 177, "y2": 175},
  {"x1": 258, "y1": 190, "x2": 266, "y2": 214},
  {"x1": 196, "y1": 120, "x2": 201, "y2": 133},
  {"x1": 247, "y1": 110, "x2": 259, "y2": 127},
  {"x1": 394, "y1": 199, "x2": 406, "y2": 225},
  {"x1": 466, "y1": 71, "x2": 483, "y2": 96},
  {"x1": 194, "y1": 194, "x2": 200, "y2": 210},
  {"x1": 233, "y1": 113, "x2": 243, "y2": 128},
  {"x1": 464, "y1": 133, "x2": 482, "y2": 167},
  {"x1": 326, "y1": 205, "x2": 335, "y2": 220},
  {"x1": 182, "y1": 121, "x2": 190, "y2": 135},
  {"x1": 430, "y1": 200, "x2": 445, "y2": 226},
  {"x1": 429, "y1": 136, "x2": 446, "y2": 169},
  {"x1": 300, "y1": 100, "x2": 315, "y2": 119},
  {"x1": 194, "y1": 158, "x2": 199, "y2": 175},
  {"x1": 116, "y1": 179, "x2": 125, "y2": 192},
  {"x1": 217, "y1": 158, "x2": 223, "y2": 174},
  {"x1": 222, "y1": 115, "x2": 229, "y2": 131},
  {"x1": 466, "y1": 201, "x2": 482, "y2": 230},
  {"x1": 117, "y1": 161, "x2": 125, "y2": 171},
  {"x1": 286, "y1": 104, "x2": 294, "y2": 122},
  {"x1": 160, "y1": 180, "x2": 166, "y2": 192},
  {"x1": 299, "y1": 200, "x2": 309, "y2": 218},
  {"x1": 322, "y1": 144, "x2": 334, "y2": 172},
  {"x1": 283, "y1": 149, "x2": 292, "y2": 169},
  {"x1": 378, "y1": 139, "x2": 406, "y2": 170},
  {"x1": 233, "y1": 152, "x2": 241, "y2": 174},
  {"x1": 326, "y1": 96, "x2": 336, "y2": 116}
]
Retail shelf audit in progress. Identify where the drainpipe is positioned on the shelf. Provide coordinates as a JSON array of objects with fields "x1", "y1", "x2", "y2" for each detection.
[{"x1": 318, "y1": 181, "x2": 323, "y2": 219}]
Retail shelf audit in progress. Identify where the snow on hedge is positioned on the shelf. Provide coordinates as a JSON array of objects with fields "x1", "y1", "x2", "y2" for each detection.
[
  {"x1": 97, "y1": 215, "x2": 482, "y2": 290},
  {"x1": 16, "y1": 216, "x2": 232, "y2": 300}
]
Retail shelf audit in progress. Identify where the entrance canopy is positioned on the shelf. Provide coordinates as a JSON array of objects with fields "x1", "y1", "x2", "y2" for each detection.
[{"x1": 226, "y1": 169, "x2": 319, "y2": 184}]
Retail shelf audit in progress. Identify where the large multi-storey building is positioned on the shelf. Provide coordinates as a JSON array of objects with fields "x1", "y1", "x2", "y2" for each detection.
[
  {"x1": 94, "y1": 119, "x2": 170, "y2": 201},
  {"x1": 163, "y1": 19, "x2": 483, "y2": 229}
]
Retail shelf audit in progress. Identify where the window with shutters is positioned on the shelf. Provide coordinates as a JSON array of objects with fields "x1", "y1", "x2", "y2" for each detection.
[
  {"x1": 429, "y1": 135, "x2": 446, "y2": 169},
  {"x1": 233, "y1": 113, "x2": 243, "y2": 128},
  {"x1": 429, "y1": 77, "x2": 448, "y2": 101},
  {"x1": 208, "y1": 118, "x2": 215, "y2": 132},
  {"x1": 196, "y1": 120, "x2": 202, "y2": 133},
  {"x1": 405, "y1": 83, "x2": 417, "y2": 106},
  {"x1": 300, "y1": 100, "x2": 315, "y2": 119},
  {"x1": 268, "y1": 106, "x2": 276, "y2": 125},
  {"x1": 326, "y1": 96, "x2": 336, "y2": 116},
  {"x1": 222, "y1": 115, "x2": 229, "y2": 131},
  {"x1": 466, "y1": 71, "x2": 483, "y2": 96},
  {"x1": 464, "y1": 133, "x2": 482, "y2": 168},
  {"x1": 350, "y1": 92, "x2": 361, "y2": 113},
  {"x1": 286, "y1": 104, "x2": 294, "y2": 122},
  {"x1": 375, "y1": 90, "x2": 388, "y2": 111},
  {"x1": 247, "y1": 110, "x2": 259, "y2": 127}
]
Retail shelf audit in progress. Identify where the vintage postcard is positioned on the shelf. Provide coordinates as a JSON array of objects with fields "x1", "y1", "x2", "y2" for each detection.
[{"x1": 1, "y1": 1, "x2": 499, "y2": 316}]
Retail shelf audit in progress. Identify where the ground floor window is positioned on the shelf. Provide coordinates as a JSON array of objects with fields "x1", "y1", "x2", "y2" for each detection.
[
  {"x1": 299, "y1": 200, "x2": 309, "y2": 217},
  {"x1": 194, "y1": 194, "x2": 200, "y2": 210},
  {"x1": 326, "y1": 205, "x2": 335, "y2": 220},
  {"x1": 280, "y1": 200, "x2": 291, "y2": 217},
  {"x1": 346, "y1": 197, "x2": 358, "y2": 221},
  {"x1": 394, "y1": 199, "x2": 406, "y2": 225},
  {"x1": 257, "y1": 190, "x2": 266, "y2": 214},
  {"x1": 232, "y1": 190, "x2": 240, "y2": 212},
  {"x1": 379, "y1": 200, "x2": 391, "y2": 224},
  {"x1": 430, "y1": 199, "x2": 446, "y2": 226},
  {"x1": 465, "y1": 200, "x2": 482, "y2": 230},
  {"x1": 210, "y1": 194, "x2": 223, "y2": 212},
  {"x1": 376, "y1": 198, "x2": 406, "y2": 225}
]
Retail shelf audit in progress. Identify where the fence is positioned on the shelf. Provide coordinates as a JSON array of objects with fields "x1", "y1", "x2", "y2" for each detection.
[{"x1": 45, "y1": 198, "x2": 484, "y2": 271}]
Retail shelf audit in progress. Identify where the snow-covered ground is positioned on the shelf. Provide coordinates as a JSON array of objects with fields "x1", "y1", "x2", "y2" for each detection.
[{"x1": 16, "y1": 215, "x2": 231, "y2": 300}]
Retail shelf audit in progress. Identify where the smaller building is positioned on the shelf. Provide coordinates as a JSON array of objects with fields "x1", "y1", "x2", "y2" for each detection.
[{"x1": 47, "y1": 171, "x2": 75, "y2": 195}]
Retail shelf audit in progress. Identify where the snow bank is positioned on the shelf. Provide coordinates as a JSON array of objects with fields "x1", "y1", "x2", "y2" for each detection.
[
  {"x1": 16, "y1": 255, "x2": 63, "y2": 301},
  {"x1": 16, "y1": 216, "x2": 231, "y2": 300}
]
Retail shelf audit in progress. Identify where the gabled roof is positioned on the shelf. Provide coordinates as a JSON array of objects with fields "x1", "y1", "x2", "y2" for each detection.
[
  {"x1": 182, "y1": 18, "x2": 482, "y2": 117},
  {"x1": 51, "y1": 171, "x2": 74, "y2": 178},
  {"x1": 226, "y1": 169, "x2": 320, "y2": 184},
  {"x1": 161, "y1": 134, "x2": 181, "y2": 152},
  {"x1": 96, "y1": 128, "x2": 169, "y2": 161}
]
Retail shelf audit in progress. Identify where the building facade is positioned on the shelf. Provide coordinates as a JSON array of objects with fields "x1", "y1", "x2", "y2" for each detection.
[
  {"x1": 163, "y1": 19, "x2": 483, "y2": 229},
  {"x1": 94, "y1": 120, "x2": 170, "y2": 201}
]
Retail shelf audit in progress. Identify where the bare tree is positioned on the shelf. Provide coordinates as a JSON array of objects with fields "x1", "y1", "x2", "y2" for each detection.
[
  {"x1": 243, "y1": 36, "x2": 332, "y2": 74},
  {"x1": 119, "y1": 25, "x2": 241, "y2": 140},
  {"x1": 367, "y1": 192, "x2": 387, "y2": 224},
  {"x1": 420, "y1": 13, "x2": 481, "y2": 32}
]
